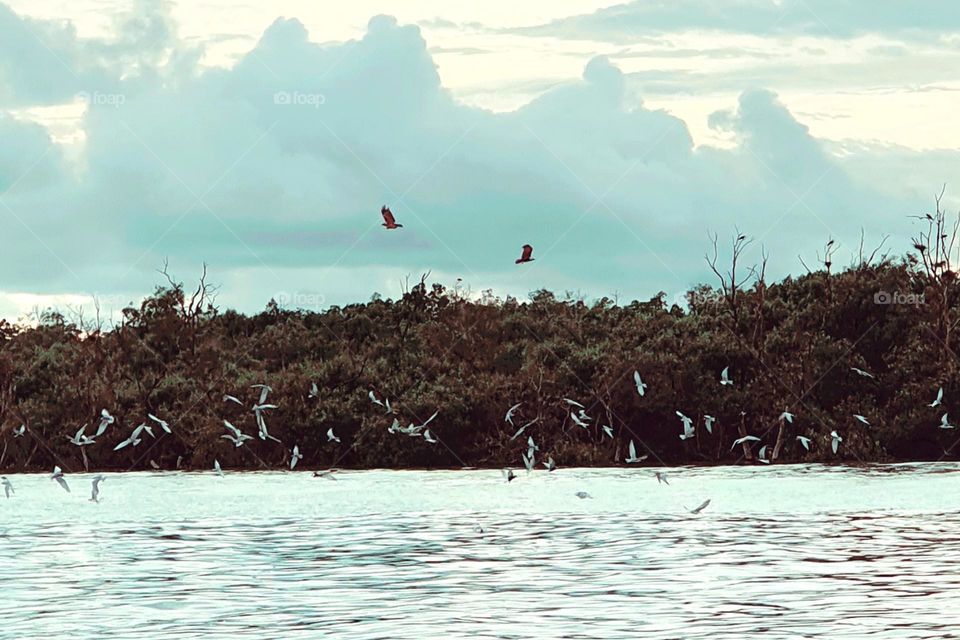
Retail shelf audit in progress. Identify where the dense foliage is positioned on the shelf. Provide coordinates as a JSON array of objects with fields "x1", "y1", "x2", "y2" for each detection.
[{"x1": 2, "y1": 231, "x2": 960, "y2": 473}]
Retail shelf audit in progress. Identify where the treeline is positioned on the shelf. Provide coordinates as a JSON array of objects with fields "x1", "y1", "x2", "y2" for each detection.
[{"x1": 2, "y1": 222, "x2": 960, "y2": 472}]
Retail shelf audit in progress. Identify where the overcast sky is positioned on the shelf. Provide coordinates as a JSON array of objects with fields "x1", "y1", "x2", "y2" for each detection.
[{"x1": 1, "y1": 0, "x2": 958, "y2": 322}]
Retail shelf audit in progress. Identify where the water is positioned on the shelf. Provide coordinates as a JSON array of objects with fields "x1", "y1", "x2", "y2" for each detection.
[{"x1": 2, "y1": 464, "x2": 960, "y2": 639}]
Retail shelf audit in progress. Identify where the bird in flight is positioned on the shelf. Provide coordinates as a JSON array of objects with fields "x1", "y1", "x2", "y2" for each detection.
[
  {"x1": 758, "y1": 445, "x2": 771, "y2": 464},
  {"x1": 779, "y1": 411, "x2": 794, "y2": 424},
  {"x1": 308, "y1": 382, "x2": 319, "y2": 400},
  {"x1": 720, "y1": 367, "x2": 733, "y2": 386},
  {"x1": 655, "y1": 472, "x2": 669, "y2": 485},
  {"x1": 853, "y1": 414, "x2": 871, "y2": 426},
  {"x1": 575, "y1": 491, "x2": 592, "y2": 499},
  {"x1": 542, "y1": 456, "x2": 557, "y2": 472},
  {"x1": 13, "y1": 424, "x2": 25, "y2": 437},
  {"x1": 687, "y1": 499, "x2": 711, "y2": 514},
  {"x1": 731, "y1": 435, "x2": 760, "y2": 451},
  {"x1": 510, "y1": 418, "x2": 537, "y2": 440},
  {"x1": 51, "y1": 466, "x2": 70, "y2": 493},
  {"x1": 148, "y1": 414, "x2": 172, "y2": 434},
  {"x1": 940, "y1": 413, "x2": 955, "y2": 430},
  {"x1": 95, "y1": 409, "x2": 115, "y2": 437},
  {"x1": 214, "y1": 460, "x2": 223, "y2": 476},
  {"x1": 796, "y1": 435, "x2": 811, "y2": 450},
  {"x1": 504, "y1": 402, "x2": 522, "y2": 426},
  {"x1": 830, "y1": 430, "x2": 843, "y2": 454},
  {"x1": 633, "y1": 371, "x2": 647, "y2": 396},
  {"x1": 625, "y1": 440, "x2": 647, "y2": 463},
  {"x1": 851, "y1": 367, "x2": 875, "y2": 379},
  {"x1": 221, "y1": 420, "x2": 253, "y2": 447},
  {"x1": 381, "y1": 205, "x2": 403, "y2": 229},
  {"x1": 502, "y1": 468, "x2": 517, "y2": 482},
  {"x1": 326, "y1": 427, "x2": 341, "y2": 443},
  {"x1": 930, "y1": 387, "x2": 944, "y2": 407},
  {"x1": 290, "y1": 445, "x2": 303, "y2": 469},
  {"x1": 90, "y1": 475, "x2": 105, "y2": 503},
  {"x1": 2, "y1": 476, "x2": 13, "y2": 498},
  {"x1": 515, "y1": 244, "x2": 534, "y2": 264}
]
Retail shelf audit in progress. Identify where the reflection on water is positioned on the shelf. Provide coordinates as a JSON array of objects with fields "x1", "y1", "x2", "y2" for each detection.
[{"x1": 2, "y1": 464, "x2": 960, "y2": 638}]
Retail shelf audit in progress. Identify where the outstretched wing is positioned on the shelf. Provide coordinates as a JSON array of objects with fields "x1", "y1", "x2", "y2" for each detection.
[
  {"x1": 520, "y1": 244, "x2": 533, "y2": 261},
  {"x1": 381, "y1": 206, "x2": 397, "y2": 226}
]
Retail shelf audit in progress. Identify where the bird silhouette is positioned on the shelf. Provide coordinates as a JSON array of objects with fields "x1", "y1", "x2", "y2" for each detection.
[
  {"x1": 515, "y1": 244, "x2": 534, "y2": 264},
  {"x1": 381, "y1": 205, "x2": 403, "y2": 229}
]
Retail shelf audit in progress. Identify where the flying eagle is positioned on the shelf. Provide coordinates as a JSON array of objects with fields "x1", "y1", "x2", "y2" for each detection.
[
  {"x1": 381, "y1": 205, "x2": 403, "y2": 229},
  {"x1": 515, "y1": 244, "x2": 534, "y2": 264}
]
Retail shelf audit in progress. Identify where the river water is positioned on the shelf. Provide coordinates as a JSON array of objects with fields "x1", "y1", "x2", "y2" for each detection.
[{"x1": 2, "y1": 464, "x2": 959, "y2": 639}]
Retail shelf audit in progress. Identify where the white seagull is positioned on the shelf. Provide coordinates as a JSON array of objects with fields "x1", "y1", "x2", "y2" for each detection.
[
  {"x1": 2, "y1": 476, "x2": 13, "y2": 498},
  {"x1": 570, "y1": 412, "x2": 590, "y2": 430},
  {"x1": 655, "y1": 472, "x2": 669, "y2": 485},
  {"x1": 731, "y1": 435, "x2": 760, "y2": 450},
  {"x1": 90, "y1": 475, "x2": 105, "y2": 503},
  {"x1": 796, "y1": 435, "x2": 811, "y2": 450},
  {"x1": 677, "y1": 412, "x2": 695, "y2": 440},
  {"x1": 308, "y1": 382, "x2": 319, "y2": 400},
  {"x1": 853, "y1": 414, "x2": 871, "y2": 426},
  {"x1": 851, "y1": 367, "x2": 874, "y2": 379},
  {"x1": 601, "y1": 424, "x2": 614, "y2": 439},
  {"x1": 510, "y1": 418, "x2": 538, "y2": 440},
  {"x1": 13, "y1": 424, "x2": 25, "y2": 437},
  {"x1": 504, "y1": 402, "x2": 522, "y2": 426},
  {"x1": 251, "y1": 384, "x2": 272, "y2": 405},
  {"x1": 51, "y1": 466, "x2": 70, "y2": 493},
  {"x1": 940, "y1": 413, "x2": 955, "y2": 430},
  {"x1": 830, "y1": 431, "x2": 843, "y2": 454},
  {"x1": 521, "y1": 451, "x2": 534, "y2": 473},
  {"x1": 633, "y1": 371, "x2": 647, "y2": 396},
  {"x1": 542, "y1": 456, "x2": 557, "y2": 472},
  {"x1": 720, "y1": 367, "x2": 733, "y2": 386},
  {"x1": 67, "y1": 425, "x2": 96, "y2": 446},
  {"x1": 223, "y1": 394, "x2": 243, "y2": 405},
  {"x1": 930, "y1": 387, "x2": 944, "y2": 408},
  {"x1": 502, "y1": 468, "x2": 517, "y2": 482},
  {"x1": 290, "y1": 445, "x2": 303, "y2": 469},
  {"x1": 625, "y1": 440, "x2": 647, "y2": 463},
  {"x1": 214, "y1": 460, "x2": 223, "y2": 476},
  {"x1": 757, "y1": 445, "x2": 771, "y2": 464},
  {"x1": 220, "y1": 420, "x2": 253, "y2": 447},
  {"x1": 704, "y1": 415, "x2": 716, "y2": 435},
  {"x1": 148, "y1": 414, "x2": 172, "y2": 434},
  {"x1": 95, "y1": 409, "x2": 115, "y2": 437},
  {"x1": 423, "y1": 429, "x2": 438, "y2": 444},
  {"x1": 368, "y1": 390, "x2": 384, "y2": 408},
  {"x1": 779, "y1": 411, "x2": 794, "y2": 424},
  {"x1": 113, "y1": 423, "x2": 150, "y2": 450},
  {"x1": 326, "y1": 427, "x2": 341, "y2": 443},
  {"x1": 564, "y1": 398, "x2": 585, "y2": 409}
]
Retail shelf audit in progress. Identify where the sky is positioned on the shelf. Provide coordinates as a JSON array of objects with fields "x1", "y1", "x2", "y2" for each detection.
[{"x1": 1, "y1": 0, "x2": 959, "y2": 323}]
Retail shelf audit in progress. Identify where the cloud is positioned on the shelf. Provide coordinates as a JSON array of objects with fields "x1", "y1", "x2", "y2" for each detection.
[
  {"x1": 513, "y1": 1, "x2": 960, "y2": 41},
  {"x1": 0, "y1": 2, "x2": 941, "y2": 319}
]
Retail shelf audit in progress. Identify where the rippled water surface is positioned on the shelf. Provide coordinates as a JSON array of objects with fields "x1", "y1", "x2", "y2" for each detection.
[{"x1": 3, "y1": 464, "x2": 960, "y2": 638}]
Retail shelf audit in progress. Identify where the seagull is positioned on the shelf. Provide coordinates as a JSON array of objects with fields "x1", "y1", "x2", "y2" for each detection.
[
  {"x1": 731, "y1": 435, "x2": 760, "y2": 450},
  {"x1": 575, "y1": 491, "x2": 592, "y2": 499},
  {"x1": 570, "y1": 412, "x2": 590, "y2": 429},
  {"x1": 2, "y1": 476, "x2": 13, "y2": 498},
  {"x1": 67, "y1": 425, "x2": 96, "y2": 446},
  {"x1": 214, "y1": 460, "x2": 223, "y2": 476},
  {"x1": 830, "y1": 430, "x2": 843, "y2": 454},
  {"x1": 149, "y1": 460, "x2": 160, "y2": 470},
  {"x1": 90, "y1": 475, "x2": 105, "y2": 503},
  {"x1": 220, "y1": 420, "x2": 253, "y2": 447},
  {"x1": 381, "y1": 205, "x2": 403, "y2": 229},
  {"x1": 758, "y1": 445, "x2": 771, "y2": 464},
  {"x1": 633, "y1": 371, "x2": 647, "y2": 397},
  {"x1": 504, "y1": 402, "x2": 522, "y2": 426},
  {"x1": 510, "y1": 418, "x2": 538, "y2": 440},
  {"x1": 423, "y1": 429, "x2": 438, "y2": 444},
  {"x1": 677, "y1": 412, "x2": 695, "y2": 440},
  {"x1": 515, "y1": 244, "x2": 534, "y2": 264},
  {"x1": 703, "y1": 415, "x2": 716, "y2": 435},
  {"x1": 601, "y1": 424, "x2": 614, "y2": 439},
  {"x1": 95, "y1": 409, "x2": 115, "y2": 437},
  {"x1": 502, "y1": 468, "x2": 517, "y2": 482},
  {"x1": 851, "y1": 367, "x2": 875, "y2": 379},
  {"x1": 720, "y1": 367, "x2": 733, "y2": 386},
  {"x1": 251, "y1": 384, "x2": 272, "y2": 406},
  {"x1": 313, "y1": 469, "x2": 338, "y2": 480},
  {"x1": 114, "y1": 424, "x2": 149, "y2": 450},
  {"x1": 147, "y1": 414, "x2": 171, "y2": 434},
  {"x1": 796, "y1": 435, "x2": 811, "y2": 450},
  {"x1": 526, "y1": 436, "x2": 539, "y2": 453},
  {"x1": 223, "y1": 394, "x2": 243, "y2": 405},
  {"x1": 368, "y1": 390, "x2": 385, "y2": 408},
  {"x1": 940, "y1": 413, "x2": 955, "y2": 430},
  {"x1": 385, "y1": 398, "x2": 393, "y2": 414},
  {"x1": 51, "y1": 466, "x2": 70, "y2": 493},
  {"x1": 854, "y1": 414, "x2": 871, "y2": 426},
  {"x1": 253, "y1": 409, "x2": 282, "y2": 443},
  {"x1": 13, "y1": 424, "x2": 25, "y2": 437},
  {"x1": 290, "y1": 445, "x2": 303, "y2": 469},
  {"x1": 930, "y1": 387, "x2": 944, "y2": 408},
  {"x1": 308, "y1": 382, "x2": 319, "y2": 400},
  {"x1": 625, "y1": 440, "x2": 647, "y2": 463},
  {"x1": 687, "y1": 499, "x2": 711, "y2": 514},
  {"x1": 655, "y1": 472, "x2": 669, "y2": 485},
  {"x1": 564, "y1": 398, "x2": 585, "y2": 409},
  {"x1": 417, "y1": 411, "x2": 439, "y2": 430},
  {"x1": 326, "y1": 427, "x2": 341, "y2": 443},
  {"x1": 779, "y1": 411, "x2": 794, "y2": 424},
  {"x1": 542, "y1": 456, "x2": 557, "y2": 472},
  {"x1": 521, "y1": 451, "x2": 534, "y2": 473}
]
